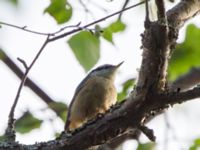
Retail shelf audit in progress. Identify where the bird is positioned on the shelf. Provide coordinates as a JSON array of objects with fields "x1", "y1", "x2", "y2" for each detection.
[{"x1": 65, "y1": 62, "x2": 123, "y2": 131}]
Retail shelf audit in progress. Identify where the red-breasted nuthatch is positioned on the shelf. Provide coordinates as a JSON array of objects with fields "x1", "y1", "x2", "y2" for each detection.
[{"x1": 65, "y1": 62, "x2": 123, "y2": 131}]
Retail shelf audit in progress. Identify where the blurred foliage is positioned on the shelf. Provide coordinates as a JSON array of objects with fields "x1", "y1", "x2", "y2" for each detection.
[
  {"x1": 9, "y1": 0, "x2": 18, "y2": 5},
  {"x1": 169, "y1": 24, "x2": 200, "y2": 80},
  {"x1": 68, "y1": 31, "x2": 100, "y2": 72},
  {"x1": 117, "y1": 78, "x2": 135, "y2": 102},
  {"x1": 0, "y1": 49, "x2": 6, "y2": 60},
  {"x1": 15, "y1": 111, "x2": 42, "y2": 134},
  {"x1": 102, "y1": 20, "x2": 126, "y2": 44},
  {"x1": 49, "y1": 102, "x2": 67, "y2": 121},
  {"x1": 44, "y1": 0, "x2": 72, "y2": 24},
  {"x1": 54, "y1": 132, "x2": 61, "y2": 138},
  {"x1": 137, "y1": 142, "x2": 155, "y2": 150},
  {"x1": 1, "y1": 0, "x2": 18, "y2": 5},
  {"x1": 189, "y1": 138, "x2": 200, "y2": 150},
  {"x1": 0, "y1": 135, "x2": 6, "y2": 142},
  {"x1": 94, "y1": 25, "x2": 103, "y2": 38}
]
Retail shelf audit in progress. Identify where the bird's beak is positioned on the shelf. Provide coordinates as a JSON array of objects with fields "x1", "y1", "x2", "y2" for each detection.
[{"x1": 116, "y1": 61, "x2": 124, "y2": 68}]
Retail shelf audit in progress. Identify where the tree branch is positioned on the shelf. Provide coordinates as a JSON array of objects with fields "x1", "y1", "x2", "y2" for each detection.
[
  {"x1": 0, "y1": 21, "x2": 83, "y2": 36},
  {"x1": 118, "y1": 0, "x2": 130, "y2": 20},
  {"x1": 161, "y1": 86, "x2": 200, "y2": 105},
  {"x1": 167, "y1": 0, "x2": 200, "y2": 29},
  {"x1": 3, "y1": 0, "x2": 146, "y2": 142},
  {"x1": 48, "y1": 1, "x2": 146, "y2": 42},
  {"x1": 1, "y1": 86, "x2": 200, "y2": 149},
  {"x1": 0, "y1": 21, "x2": 51, "y2": 36},
  {"x1": 170, "y1": 67, "x2": 200, "y2": 91},
  {"x1": 5, "y1": 36, "x2": 50, "y2": 141},
  {"x1": 137, "y1": 0, "x2": 169, "y2": 94},
  {"x1": 1, "y1": 0, "x2": 200, "y2": 149},
  {"x1": 0, "y1": 49, "x2": 65, "y2": 116},
  {"x1": 155, "y1": 0, "x2": 167, "y2": 22}
]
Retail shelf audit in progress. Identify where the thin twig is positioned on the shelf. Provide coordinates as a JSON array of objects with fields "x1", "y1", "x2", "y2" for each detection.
[
  {"x1": 0, "y1": 21, "x2": 52, "y2": 36},
  {"x1": 1, "y1": 1, "x2": 145, "y2": 41},
  {"x1": 17, "y1": 57, "x2": 28, "y2": 70},
  {"x1": 5, "y1": 35, "x2": 50, "y2": 140},
  {"x1": 0, "y1": 49, "x2": 65, "y2": 116},
  {"x1": 79, "y1": 0, "x2": 89, "y2": 13},
  {"x1": 89, "y1": 0, "x2": 108, "y2": 13},
  {"x1": 118, "y1": 0, "x2": 130, "y2": 20},
  {"x1": 77, "y1": 0, "x2": 94, "y2": 22},
  {"x1": 49, "y1": 1, "x2": 146, "y2": 42},
  {"x1": 0, "y1": 21, "x2": 86, "y2": 36},
  {"x1": 52, "y1": 22, "x2": 82, "y2": 35}
]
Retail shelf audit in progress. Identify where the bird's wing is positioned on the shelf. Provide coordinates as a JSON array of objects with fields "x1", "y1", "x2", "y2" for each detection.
[{"x1": 64, "y1": 74, "x2": 91, "y2": 130}]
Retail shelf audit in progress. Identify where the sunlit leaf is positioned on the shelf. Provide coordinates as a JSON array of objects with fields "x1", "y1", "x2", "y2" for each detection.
[
  {"x1": 45, "y1": 0, "x2": 72, "y2": 24},
  {"x1": 49, "y1": 102, "x2": 67, "y2": 121},
  {"x1": 117, "y1": 78, "x2": 135, "y2": 102},
  {"x1": 137, "y1": 142, "x2": 155, "y2": 150},
  {"x1": 169, "y1": 24, "x2": 200, "y2": 80},
  {"x1": 68, "y1": 31, "x2": 100, "y2": 72},
  {"x1": 15, "y1": 111, "x2": 42, "y2": 134},
  {"x1": 102, "y1": 20, "x2": 126, "y2": 43}
]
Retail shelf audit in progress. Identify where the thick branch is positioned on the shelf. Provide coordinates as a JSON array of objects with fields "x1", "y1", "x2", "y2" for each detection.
[
  {"x1": 137, "y1": 0, "x2": 169, "y2": 93},
  {"x1": 161, "y1": 87, "x2": 200, "y2": 105},
  {"x1": 167, "y1": 0, "x2": 200, "y2": 29},
  {"x1": 1, "y1": 87, "x2": 200, "y2": 150}
]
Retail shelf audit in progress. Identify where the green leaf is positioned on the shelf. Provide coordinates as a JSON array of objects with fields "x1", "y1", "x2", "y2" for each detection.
[
  {"x1": 189, "y1": 138, "x2": 200, "y2": 150},
  {"x1": 15, "y1": 111, "x2": 42, "y2": 134},
  {"x1": 102, "y1": 20, "x2": 126, "y2": 43},
  {"x1": 169, "y1": 24, "x2": 200, "y2": 80},
  {"x1": 68, "y1": 31, "x2": 100, "y2": 72},
  {"x1": 49, "y1": 102, "x2": 67, "y2": 121},
  {"x1": 117, "y1": 78, "x2": 135, "y2": 102},
  {"x1": 94, "y1": 25, "x2": 103, "y2": 38},
  {"x1": 137, "y1": 142, "x2": 155, "y2": 150},
  {"x1": 45, "y1": 0, "x2": 72, "y2": 24}
]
